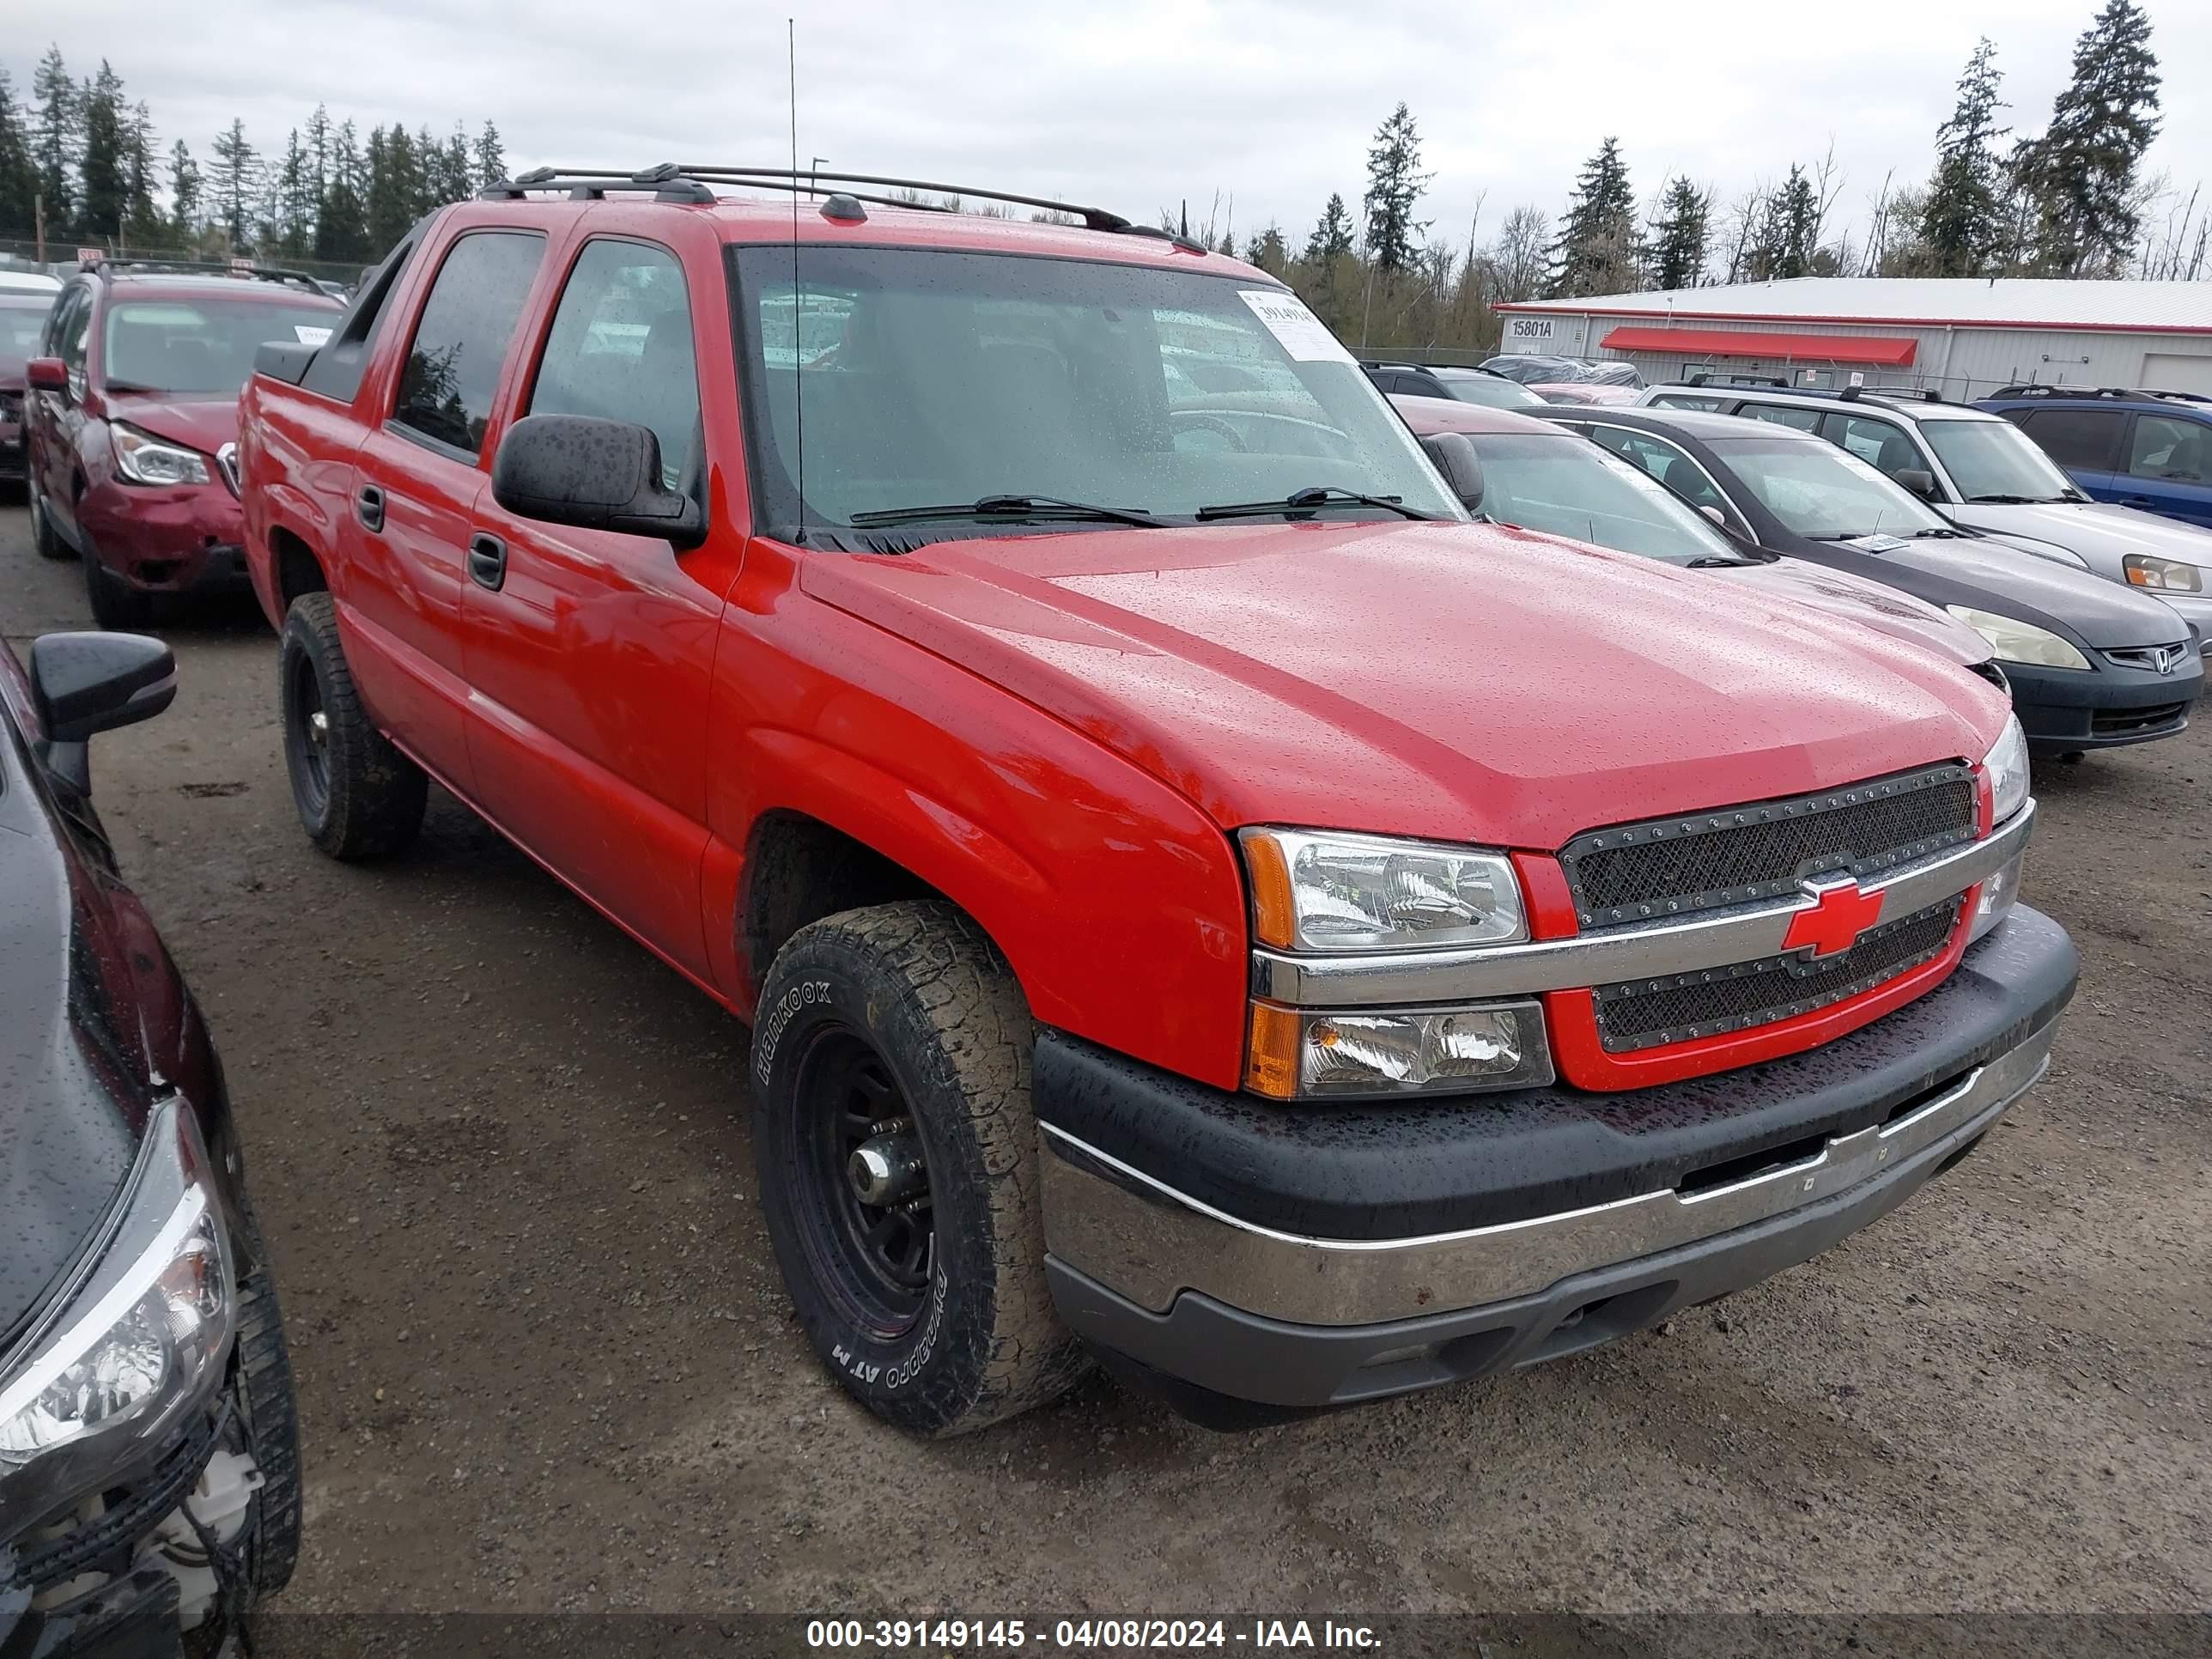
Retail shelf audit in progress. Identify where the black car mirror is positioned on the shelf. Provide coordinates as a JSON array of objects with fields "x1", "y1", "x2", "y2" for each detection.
[
  {"x1": 30, "y1": 631, "x2": 177, "y2": 744},
  {"x1": 1895, "y1": 468, "x2": 1939, "y2": 501},
  {"x1": 490, "y1": 414, "x2": 707, "y2": 549},
  {"x1": 1420, "y1": 432, "x2": 1485, "y2": 512}
]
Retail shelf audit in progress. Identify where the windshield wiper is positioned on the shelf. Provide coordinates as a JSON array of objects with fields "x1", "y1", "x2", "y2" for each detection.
[
  {"x1": 1965, "y1": 493, "x2": 2046, "y2": 505},
  {"x1": 1684, "y1": 555, "x2": 1758, "y2": 568},
  {"x1": 1910, "y1": 526, "x2": 1969, "y2": 538},
  {"x1": 1195, "y1": 485, "x2": 1437, "y2": 522},
  {"x1": 848, "y1": 495, "x2": 1164, "y2": 529}
]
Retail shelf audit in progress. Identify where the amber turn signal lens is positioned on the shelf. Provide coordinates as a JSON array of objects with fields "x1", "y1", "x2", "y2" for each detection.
[
  {"x1": 1244, "y1": 1001, "x2": 1302, "y2": 1099},
  {"x1": 1243, "y1": 834, "x2": 1295, "y2": 950}
]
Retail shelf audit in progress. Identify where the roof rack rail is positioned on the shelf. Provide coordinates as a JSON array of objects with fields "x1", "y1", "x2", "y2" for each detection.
[
  {"x1": 1685, "y1": 373, "x2": 1789, "y2": 388},
  {"x1": 2136, "y1": 387, "x2": 2212, "y2": 404},
  {"x1": 1988, "y1": 383, "x2": 2139, "y2": 400},
  {"x1": 1840, "y1": 384, "x2": 1946, "y2": 404},
  {"x1": 478, "y1": 164, "x2": 1214, "y2": 254},
  {"x1": 80, "y1": 254, "x2": 326, "y2": 293}
]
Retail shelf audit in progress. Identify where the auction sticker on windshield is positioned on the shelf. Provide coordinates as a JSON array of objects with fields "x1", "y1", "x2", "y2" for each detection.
[{"x1": 1239, "y1": 289, "x2": 1354, "y2": 363}]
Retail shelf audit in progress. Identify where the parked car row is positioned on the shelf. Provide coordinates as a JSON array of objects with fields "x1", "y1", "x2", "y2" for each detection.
[{"x1": 7, "y1": 170, "x2": 2184, "y2": 1650}]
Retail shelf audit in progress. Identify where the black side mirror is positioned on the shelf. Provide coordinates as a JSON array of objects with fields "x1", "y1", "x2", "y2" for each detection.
[
  {"x1": 490, "y1": 414, "x2": 707, "y2": 549},
  {"x1": 1895, "y1": 468, "x2": 1939, "y2": 501},
  {"x1": 1420, "y1": 431, "x2": 1485, "y2": 512},
  {"x1": 31, "y1": 632, "x2": 176, "y2": 743}
]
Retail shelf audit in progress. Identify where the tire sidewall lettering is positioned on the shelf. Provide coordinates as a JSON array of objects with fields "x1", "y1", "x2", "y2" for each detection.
[{"x1": 754, "y1": 977, "x2": 832, "y2": 1086}]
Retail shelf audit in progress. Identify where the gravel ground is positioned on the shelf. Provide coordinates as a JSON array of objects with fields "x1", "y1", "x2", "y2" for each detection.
[{"x1": 3, "y1": 504, "x2": 2207, "y2": 1625}]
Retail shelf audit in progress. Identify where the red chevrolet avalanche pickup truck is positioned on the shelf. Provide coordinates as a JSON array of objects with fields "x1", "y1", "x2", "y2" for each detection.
[{"x1": 237, "y1": 167, "x2": 2076, "y2": 1435}]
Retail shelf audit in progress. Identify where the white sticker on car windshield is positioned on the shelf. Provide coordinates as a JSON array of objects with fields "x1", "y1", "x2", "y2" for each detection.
[
  {"x1": 1238, "y1": 289, "x2": 1354, "y2": 363},
  {"x1": 294, "y1": 325, "x2": 333, "y2": 346},
  {"x1": 1845, "y1": 533, "x2": 1911, "y2": 553}
]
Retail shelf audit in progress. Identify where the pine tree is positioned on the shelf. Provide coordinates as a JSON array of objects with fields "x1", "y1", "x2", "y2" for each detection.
[
  {"x1": 1546, "y1": 137, "x2": 1636, "y2": 297},
  {"x1": 1304, "y1": 193, "x2": 1354, "y2": 264},
  {"x1": 1362, "y1": 103, "x2": 1430, "y2": 274},
  {"x1": 0, "y1": 69, "x2": 37, "y2": 237},
  {"x1": 77, "y1": 61, "x2": 127, "y2": 241},
  {"x1": 317, "y1": 119, "x2": 369, "y2": 264},
  {"x1": 306, "y1": 104, "x2": 331, "y2": 207},
  {"x1": 1744, "y1": 165, "x2": 1820, "y2": 280},
  {"x1": 1918, "y1": 38, "x2": 2008, "y2": 276},
  {"x1": 31, "y1": 46, "x2": 76, "y2": 234},
  {"x1": 414, "y1": 125, "x2": 441, "y2": 216},
  {"x1": 440, "y1": 123, "x2": 473, "y2": 205},
  {"x1": 210, "y1": 117, "x2": 258, "y2": 250},
  {"x1": 1644, "y1": 175, "x2": 1710, "y2": 289},
  {"x1": 474, "y1": 121, "x2": 506, "y2": 190},
  {"x1": 273, "y1": 128, "x2": 314, "y2": 256},
  {"x1": 168, "y1": 139, "x2": 202, "y2": 241},
  {"x1": 1243, "y1": 223, "x2": 1289, "y2": 276},
  {"x1": 2015, "y1": 0, "x2": 2161, "y2": 275},
  {"x1": 123, "y1": 100, "x2": 163, "y2": 247},
  {"x1": 366, "y1": 124, "x2": 420, "y2": 254}
]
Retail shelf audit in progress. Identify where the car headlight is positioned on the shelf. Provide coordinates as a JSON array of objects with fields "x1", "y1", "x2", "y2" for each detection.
[
  {"x1": 2123, "y1": 553, "x2": 2203, "y2": 593},
  {"x1": 1981, "y1": 713, "x2": 2030, "y2": 826},
  {"x1": 0, "y1": 1099, "x2": 235, "y2": 1531},
  {"x1": 1246, "y1": 999, "x2": 1553, "y2": 1099},
  {"x1": 1945, "y1": 605, "x2": 2091, "y2": 671},
  {"x1": 1238, "y1": 827, "x2": 1528, "y2": 953},
  {"x1": 111, "y1": 422, "x2": 212, "y2": 486}
]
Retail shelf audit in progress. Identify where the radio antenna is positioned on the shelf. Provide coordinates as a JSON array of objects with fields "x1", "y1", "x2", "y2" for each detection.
[{"x1": 787, "y1": 16, "x2": 805, "y2": 540}]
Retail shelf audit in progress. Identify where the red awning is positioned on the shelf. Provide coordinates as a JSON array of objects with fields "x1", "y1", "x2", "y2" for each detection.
[{"x1": 1601, "y1": 325, "x2": 1917, "y2": 368}]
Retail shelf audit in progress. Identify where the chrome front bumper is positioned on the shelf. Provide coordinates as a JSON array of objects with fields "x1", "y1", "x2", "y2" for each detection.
[{"x1": 1042, "y1": 1017, "x2": 2053, "y2": 1328}]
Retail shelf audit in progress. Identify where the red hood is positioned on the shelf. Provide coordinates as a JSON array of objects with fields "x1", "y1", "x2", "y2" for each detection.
[
  {"x1": 101, "y1": 393, "x2": 238, "y2": 457},
  {"x1": 1715, "y1": 557, "x2": 1993, "y2": 668},
  {"x1": 800, "y1": 521, "x2": 2010, "y2": 850}
]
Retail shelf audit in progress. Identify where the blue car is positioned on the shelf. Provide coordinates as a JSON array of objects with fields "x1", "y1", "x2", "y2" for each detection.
[{"x1": 1978, "y1": 386, "x2": 2212, "y2": 532}]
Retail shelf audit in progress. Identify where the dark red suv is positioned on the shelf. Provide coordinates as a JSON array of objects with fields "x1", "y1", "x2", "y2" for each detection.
[{"x1": 25, "y1": 261, "x2": 342, "y2": 628}]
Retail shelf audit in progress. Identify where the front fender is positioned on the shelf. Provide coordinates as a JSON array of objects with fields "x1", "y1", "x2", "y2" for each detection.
[{"x1": 710, "y1": 600, "x2": 1251, "y2": 1091}]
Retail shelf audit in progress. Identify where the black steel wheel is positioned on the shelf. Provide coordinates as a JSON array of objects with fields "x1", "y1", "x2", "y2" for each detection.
[
  {"x1": 751, "y1": 901, "x2": 1090, "y2": 1436},
  {"x1": 277, "y1": 592, "x2": 428, "y2": 860},
  {"x1": 793, "y1": 1028, "x2": 936, "y2": 1337}
]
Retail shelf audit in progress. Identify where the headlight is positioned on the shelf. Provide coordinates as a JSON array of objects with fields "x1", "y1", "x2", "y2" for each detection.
[
  {"x1": 2123, "y1": 553, "x2": 2203, "y2": 593},
  {"x1": 1246, "y1": 1000, "x2": 1553, "y2": 1099},
  {"x1": 111, "y1": 422, "x2": 212, "y2": 486},
  {"x1": 1981, "y1": 714, "x2": 2030, "y2": 826},
  {"x1": 0, "y1": 1099, "x2": 234, "y2": 1530},
  {"x1": 1239, "y1": 827, "x2": 1527, "y2": 953},
  {"x1": 1945, "y1": 605, "x2": 2091, "y2": 671}
]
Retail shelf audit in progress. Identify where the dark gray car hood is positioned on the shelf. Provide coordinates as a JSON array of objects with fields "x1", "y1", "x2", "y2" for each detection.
[
  {"x1": 0, "y1": 751, "x2": 143, "y2": 1352},
  {"x1": 1865, "y1": 533, "x2": 2190, "y2": 650}
]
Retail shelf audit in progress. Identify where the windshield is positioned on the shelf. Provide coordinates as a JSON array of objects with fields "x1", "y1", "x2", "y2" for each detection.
[
  {"x1": 1919, "y1": 416, "x2": 2081, "y2": 502},
  {"x1": 1442, "y1": 375, "x2": 1547, "y2": 410},
  {"x1": 101, "y1": 296, "x2": 338, "y2": 394},
  {"x1": 731, "y1": 246, "x2": 1464, "y2": 534},
  {"x1": 1711, "y1": 435, "x2": 1953, "y2": 540},
  {"x1": 1, "y1": 299, "x2": 50, "y2": 376},
  {"x1": 1472, "y1": 433, "x2": 1751, "y2": 566}
]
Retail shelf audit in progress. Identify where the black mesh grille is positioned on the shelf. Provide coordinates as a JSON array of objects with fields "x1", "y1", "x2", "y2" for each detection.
[
  {"x1": 1591, "y1": 896, "x2": 1964, "y2": 1054},
  {"x1": 1559, "y1": 764, "x2": 1976, "y2": 927}
]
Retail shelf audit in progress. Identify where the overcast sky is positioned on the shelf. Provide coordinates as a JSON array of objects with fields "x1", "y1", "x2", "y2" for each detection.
[{"x1": 15, "y1": 0, "x2": 2212, "y2": 255}]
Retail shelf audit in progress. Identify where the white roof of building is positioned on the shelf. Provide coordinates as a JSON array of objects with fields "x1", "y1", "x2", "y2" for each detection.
[{"x1": 1495, "y1": 277, "x2": 2212, "y2": 335}]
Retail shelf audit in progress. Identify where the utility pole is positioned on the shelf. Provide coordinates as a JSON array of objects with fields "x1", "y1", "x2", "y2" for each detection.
[{"x1": 34, "y1": 193, "x2": 46, "y2": 266}]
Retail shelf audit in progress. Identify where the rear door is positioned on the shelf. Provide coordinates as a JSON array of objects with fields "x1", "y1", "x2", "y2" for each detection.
[
  {"x1": 341, "y1": 229, "x2": 546, "y2": 790},
  {"x1": 2116, "y1": 410, "x2": 2212, "y2": 528},
  {"x1": 461, "y1": 230, "x2": 743, "y2": 981},
  {"x1": 2012, "y1": 404, "x2": 2126, "y2": 504}
]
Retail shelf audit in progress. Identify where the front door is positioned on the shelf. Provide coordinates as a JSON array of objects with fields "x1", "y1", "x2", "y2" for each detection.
[
  {"x1": 337, "y1": 229, "x2": 546, "y2": 793},
  {"x1": 30, "y1": 284, "x2": 92, "y2": 544},
  {"x1": 461, "y1": 234, "x2": 741, "y2": 981}
]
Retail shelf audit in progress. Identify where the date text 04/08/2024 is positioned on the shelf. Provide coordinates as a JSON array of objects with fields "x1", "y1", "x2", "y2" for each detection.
[{"x1": 804, "y1": 1619, "x2": 1381, "y2": 1649}]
